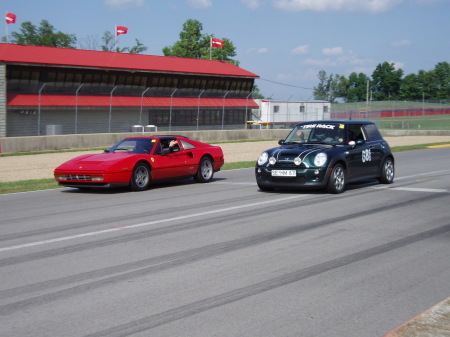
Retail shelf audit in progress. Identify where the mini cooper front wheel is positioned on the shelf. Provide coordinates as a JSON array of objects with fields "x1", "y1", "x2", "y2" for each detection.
[
  {"x1": 327, "y1": 163, "x2": 346, "y2": 194},
  {"x1": 130, "y1": 162, "x2": 151, "y2": 191}
]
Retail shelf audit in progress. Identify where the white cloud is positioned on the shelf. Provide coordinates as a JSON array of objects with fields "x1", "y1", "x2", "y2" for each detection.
[
  {"x1": 187, "y1": 0, "x2": 212, "y2": 9},
  {"x1": 322, "y1": 46, "x2": 343, "y2": 56},
  {"x1": 392, "y1": 40, "x2": 412, "y2": 47},
  {"x1": 104, "y1": 0, "x2": 144, "y2": 9},
  {"x1": 301, "y1": 50, "x2": 375, "y2": 73},
  {"x1": 390, "y1": 61, "x2": 405, "y2": 69},
  {"x1": 242, "y1": 0, "x2": 262, "y2": 10},
  {"x1": 247, "y1": 47, "x2": 270, "y2": 54},
  {"x1": 303, "y1": 58, "x2": 337, "y2": 67},
  {"x1": 272, "y1": 0, "x2": 403, "y2": 13},
  {"x1": 291, "y1": 45, "x2": 310, "y2": 55}
]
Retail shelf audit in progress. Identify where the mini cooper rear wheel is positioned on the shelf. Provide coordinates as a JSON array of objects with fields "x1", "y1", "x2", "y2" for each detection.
[
  {"x1": 130, "y1": 162, "x2": 150, "y2": 191},
  {"x1": 194, "y1": 157, "x2": 214, "y2": 183},
  {"x1": 379, "y1": 157, "x2": 394, "y2": 184},
  {"x1": 327, "y1": 163, "x2": 346, "y2": 194}
]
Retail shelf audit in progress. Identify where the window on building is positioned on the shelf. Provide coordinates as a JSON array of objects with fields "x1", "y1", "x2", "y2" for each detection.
[
  {"x1": 300, "y1": 105, "x2": 305, "y2": 113},
  {"x1": 273, "y1": 105, "x2": 279, "y2": 113}
]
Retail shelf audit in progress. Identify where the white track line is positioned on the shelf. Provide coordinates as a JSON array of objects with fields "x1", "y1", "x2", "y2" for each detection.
[{"x1": 0, "y1": 195, "x2": 304, "y2": 253}]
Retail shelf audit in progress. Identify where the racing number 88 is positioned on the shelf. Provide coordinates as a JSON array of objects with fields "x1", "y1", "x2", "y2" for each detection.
[{"x1": 362, "y1": 149, "x2": 371, "y2": 163}]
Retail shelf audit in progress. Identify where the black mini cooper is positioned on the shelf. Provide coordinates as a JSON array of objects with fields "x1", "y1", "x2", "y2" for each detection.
[{"x1": 255, "y1": 120, "x2": 394, "y2": 193}]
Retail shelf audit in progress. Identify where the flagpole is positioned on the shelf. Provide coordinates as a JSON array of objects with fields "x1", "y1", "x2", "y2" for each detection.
[
  {"x1": 5, "y1": 12, "x2": 9, "y2": 43},
  {"x1": 114, "y1": 25, "x2": 117, "y2": 51},
  {"x1": 209, "y1": 37, "x2": 212, "y2": 60}
]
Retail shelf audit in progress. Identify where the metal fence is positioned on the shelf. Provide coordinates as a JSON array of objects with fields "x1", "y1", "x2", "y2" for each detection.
[
  {"x1": 329, "y1": 100, "x2": 450, "y2": 130},
  {"x1": 6, "y1": 97, "x2": 450, "y2": 137}
]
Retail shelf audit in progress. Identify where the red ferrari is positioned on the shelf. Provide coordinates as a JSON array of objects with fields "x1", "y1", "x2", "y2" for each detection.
[{"x1": 54, "y1": 136, "x2": 224, "y2": 191}]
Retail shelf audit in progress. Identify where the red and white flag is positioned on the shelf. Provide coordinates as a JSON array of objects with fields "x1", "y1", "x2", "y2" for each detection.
[
  {"x1": 211, "y1": 37, "x2": 224, "y2": 48},
  {"x1": 5, "y1": 12, "x2": 16, "y2": 24},
  {"x1": 116, "y1": 26, "x2": 128, "y2": 36}
]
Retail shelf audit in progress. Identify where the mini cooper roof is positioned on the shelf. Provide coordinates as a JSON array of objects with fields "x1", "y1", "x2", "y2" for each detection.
[{"x1": 295, "y1": 120, "x2": 376, "y2": 127}]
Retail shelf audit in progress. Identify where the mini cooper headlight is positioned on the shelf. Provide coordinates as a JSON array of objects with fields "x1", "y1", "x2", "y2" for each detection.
[
  {"x1": 294, "y1": 157, "x2": 302, "y2": 166},
  {"x1": 314, "y1": 152, "x2": 327, "y2": 166},
  {"x1": 257, "y1": 152, "x2": 269, "y2": 165},
  {"x1": 269, "y1": 157, "x2": 277, "y2": 165}
]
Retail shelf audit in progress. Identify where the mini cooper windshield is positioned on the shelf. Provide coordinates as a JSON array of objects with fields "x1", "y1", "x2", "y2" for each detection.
[{"x1": 285, "y1": 123, "x2": 345, "y2": 145}]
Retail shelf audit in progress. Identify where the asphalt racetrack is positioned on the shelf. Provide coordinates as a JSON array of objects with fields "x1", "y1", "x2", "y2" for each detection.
[{"x1": 1, "y1": 147, "x2": 450, "y2": 337}]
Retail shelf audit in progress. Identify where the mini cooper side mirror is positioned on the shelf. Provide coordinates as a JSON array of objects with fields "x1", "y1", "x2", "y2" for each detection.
[
  {"x1": 348, "y1": 141, "x2": 356, "y2": 147},
  {"x1": 278, "y1": 139, "x2": 286, "y2": 145}
]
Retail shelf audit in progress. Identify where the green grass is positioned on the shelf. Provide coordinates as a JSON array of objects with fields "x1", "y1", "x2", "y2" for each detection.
[
  {"x1": 332, "y1": 100, "x2": 449, "y2": 112},
  {"x1": 0, "y1": 179, "x2": 60, "y2": 194},
  {"x1": 1, "y1": 142, "x2": 449, "y2": 194},
  {"x1": 376, "y1": 115, "x2": 450, "y2": 130}
]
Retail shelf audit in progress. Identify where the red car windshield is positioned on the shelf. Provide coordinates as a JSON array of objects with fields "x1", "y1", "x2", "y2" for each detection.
[{"x1": 106, "y1": 139, "x2": 155, "y2": 154}]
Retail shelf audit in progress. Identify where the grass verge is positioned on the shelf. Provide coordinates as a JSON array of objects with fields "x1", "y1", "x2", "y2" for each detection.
[
  {"x1": 0, "y1": 161, "x2": 257, "y2": 194},
  {"x1": 1, "y1": 142, "x2": 449, "y2": 194}
]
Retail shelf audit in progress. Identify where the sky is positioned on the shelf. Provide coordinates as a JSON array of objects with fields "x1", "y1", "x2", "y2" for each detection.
[{"x1": 3, "y1": 0, "x2": 450, "y2": 101}]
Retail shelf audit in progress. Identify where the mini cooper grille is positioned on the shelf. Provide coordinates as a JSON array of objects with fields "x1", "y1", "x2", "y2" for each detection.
[
  {"x1": 66, "y1": 174, "x2": 92, "y2": 181},
  {"x1": 273, "y1": 161, "x2": 306, "y2": 169}
]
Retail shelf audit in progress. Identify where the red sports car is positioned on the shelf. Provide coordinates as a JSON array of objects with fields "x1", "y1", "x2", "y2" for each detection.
[{"x1": 54, "y1": 136, "x2": 224, "y2": 191}]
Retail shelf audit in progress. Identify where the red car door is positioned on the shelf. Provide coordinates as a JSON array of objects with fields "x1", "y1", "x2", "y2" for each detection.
[{"x1": 150, "y1": 139, "x2": 196, "y2": 179}]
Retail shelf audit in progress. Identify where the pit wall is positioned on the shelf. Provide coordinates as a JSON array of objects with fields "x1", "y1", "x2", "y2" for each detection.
[
  {"x1": 1, "y1": 129, "x2": 450, "y2": 154},
  {"x1": 0, "y1": 129, "x2": 289, "y2": 153}
]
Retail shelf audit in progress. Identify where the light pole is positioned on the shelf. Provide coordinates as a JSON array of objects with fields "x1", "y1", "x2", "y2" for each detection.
[
  {"x1": 109, "y1": 85, "x2": 117, "y2": 133},
  {"x1": 169, "y1": 88, "x2": 178, "y2": 132}
]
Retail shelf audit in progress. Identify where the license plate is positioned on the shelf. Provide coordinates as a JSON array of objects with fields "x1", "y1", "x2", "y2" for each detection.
[{"x1": 271, "y1": 170, "x2": 296, "y2": 177}]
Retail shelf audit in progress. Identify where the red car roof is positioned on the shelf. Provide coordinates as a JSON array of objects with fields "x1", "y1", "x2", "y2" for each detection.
[
  {"x1": 0, "y1": 43, "x2": 259, "y2": 78},
  {"x1": 7, "y1": 94, "x2": 259, "y2": 108}
]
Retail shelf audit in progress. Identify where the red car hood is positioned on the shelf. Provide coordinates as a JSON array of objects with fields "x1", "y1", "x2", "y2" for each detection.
[{"x1": 55, "y1": 152, "x2": 133, "y2": 172}]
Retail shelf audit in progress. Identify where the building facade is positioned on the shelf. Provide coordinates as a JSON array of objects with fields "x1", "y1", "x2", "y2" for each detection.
[
  {"x1": 0, "y1": 43, "x2": 259, "y2": 137},
  {"x1": 250, "y1": 99, "x2": 331, "y2": 128}
]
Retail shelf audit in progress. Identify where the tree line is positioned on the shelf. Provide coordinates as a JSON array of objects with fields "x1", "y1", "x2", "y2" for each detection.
[
  {"x1": 313, "y1": 61, "x2": 450, "y2": 102},
  {"x1": 3, "y1": 18, "x2": 237, "y2": 62}
]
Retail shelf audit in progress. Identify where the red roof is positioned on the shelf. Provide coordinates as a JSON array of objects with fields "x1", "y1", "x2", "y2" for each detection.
[
  {"x1": 7, "y1": 94, "x2": 259, "y2": 108},
  {"x1": 0, "y1": 43, "x2": 259, "y2": 78}
]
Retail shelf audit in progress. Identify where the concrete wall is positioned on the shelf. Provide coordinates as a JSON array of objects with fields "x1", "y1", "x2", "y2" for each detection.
[
  {"x1": 0, "y1": 64, "x2": 6, "y2": 138},
  {"x1": 1, "y1": 128, "x2": 450, "y2": 153},
  {"x1": 0, "y1": 129, "x2": 291, "y2": 153}
]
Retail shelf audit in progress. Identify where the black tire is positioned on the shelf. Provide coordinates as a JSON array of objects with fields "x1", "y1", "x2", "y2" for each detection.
[
  {"x1": 194, "y1": 157, "x2": 214, "y2": 183},
  {"x1": 326, "y1": 163, "x2": 346, "y2": 194},
  {"x1": 130, "y1": 162, "x2": 151, "y2": 191},
  {"x1": 379, "y1": 157, "x2": 395, "y2": 184}
]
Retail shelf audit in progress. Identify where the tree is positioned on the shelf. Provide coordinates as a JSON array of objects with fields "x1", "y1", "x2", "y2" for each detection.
[
  {"x1": 163, "y1": 19, "x2": 205, "y2": 59},
  {"x1": 315, "y1": 61, "x2": 449, "y2": 102},
  {"x1": 251, "y1": 84, "x2": 265, "y2": 99},
  {"x1": 313, "y1": 70, "x2": 347, "y2": 102},
  {"x1": 399, "y1": 73, "x2": 422, "y2": 100},
  {"x1": 10, "y1": 19, "x2": 76, "y2": 48},
  {"x1": 430, "y1": 61, "x2": 450, "y2": 99},
  {"x1": 313, "y1": 70, "x2": 330, "y2": 101},
  {"x1": 99, "y1": 31, "x2": 148, "y2": 54},
  {"x1": 163, "y1": 19, "x2": 239, "y2": 65},
  {"x1": 347, "y1": 72, "x2": 370, "y2": 102},
  {"x1": 371, "y1": 62, "x2": 403, "y2": 100}
]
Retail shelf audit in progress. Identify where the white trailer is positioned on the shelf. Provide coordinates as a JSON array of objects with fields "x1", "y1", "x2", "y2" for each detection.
[{"x1": 250, "y1": 99, "x2": 331, "y2": 127}]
